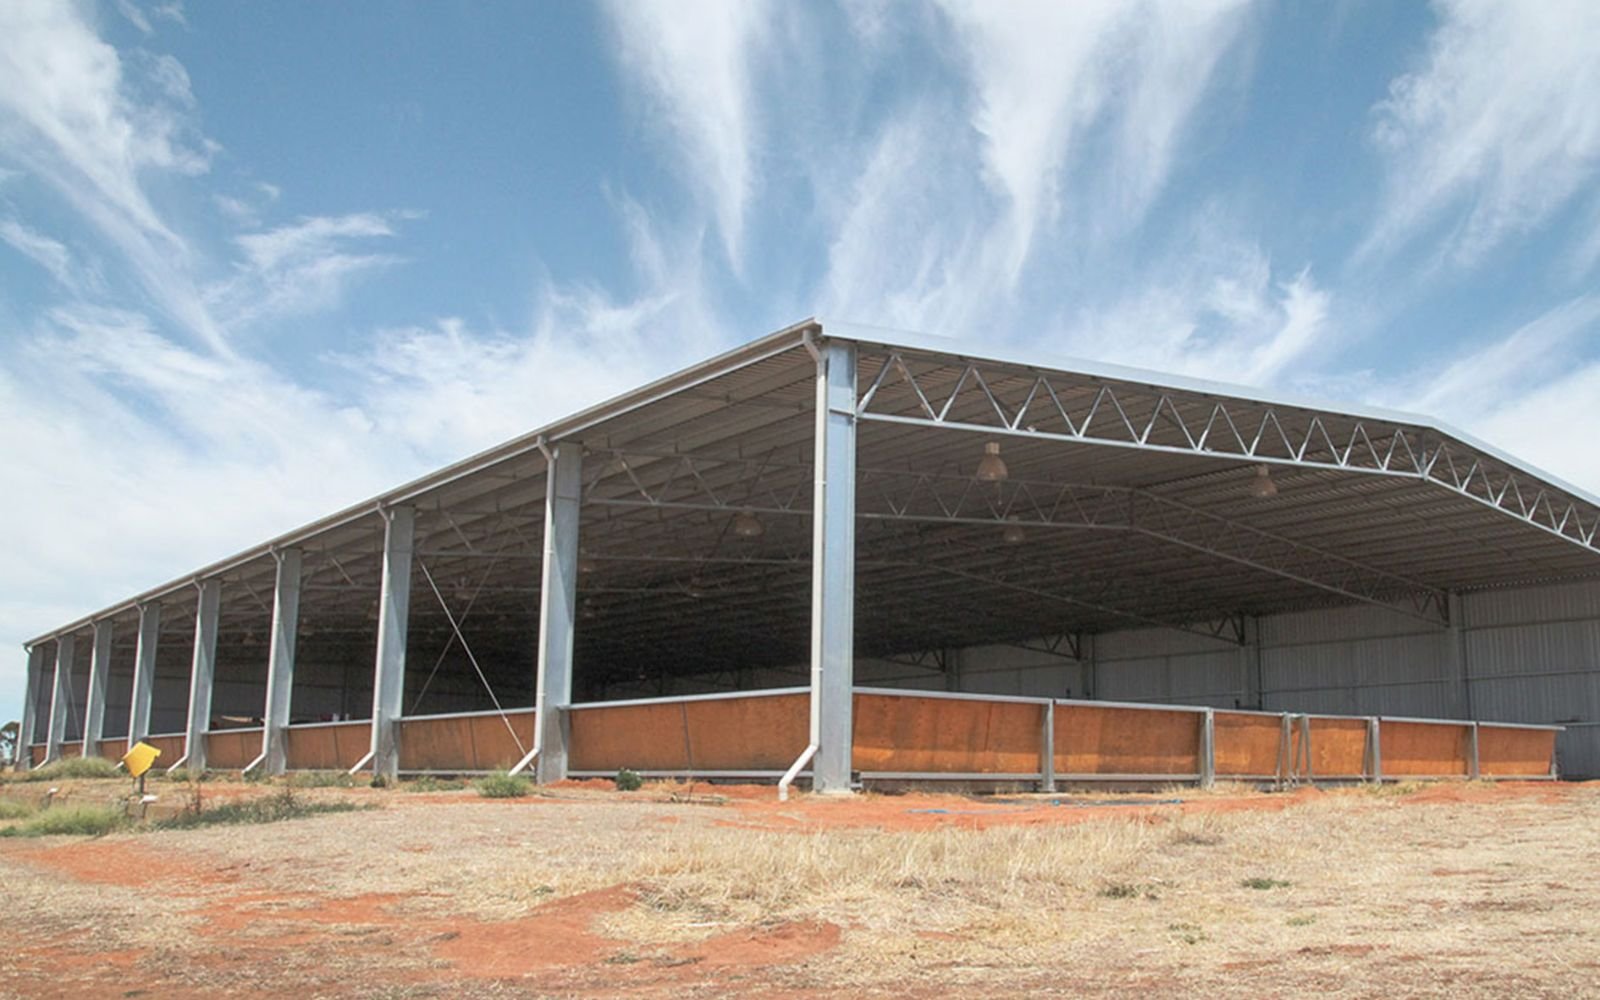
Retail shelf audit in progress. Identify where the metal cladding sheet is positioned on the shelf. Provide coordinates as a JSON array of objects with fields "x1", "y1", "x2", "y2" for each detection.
[
  {"x1": 1378, "y1": 720, "x2": 1470, "y2": 776},
  {"x1": 1055, "y1": 704, "x2": 1202, "y2": 775},
  {"x1": 852, "y1": 694, "x2": 1044, "y2": 774},
  {"x1": 568, "y1": 694, "x2": 808, "y2": 772},
  {"x1": 398, "y1": 711, "x2": 537, "y2": 772},
  {"x1": 286, "y1": 722, "x2": 372, "y2": 771},
  {"x1": 1212, "y1": 712, "x2": 1282, "y2": 777},
  {"x1": 1477, "y1": 725, "x2": 1556, "y2": 777}
]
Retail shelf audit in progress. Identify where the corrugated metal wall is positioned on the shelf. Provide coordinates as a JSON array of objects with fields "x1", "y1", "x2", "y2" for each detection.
[{"x1": 604, "y1": 578, "x2": 1600, "y2": 779}]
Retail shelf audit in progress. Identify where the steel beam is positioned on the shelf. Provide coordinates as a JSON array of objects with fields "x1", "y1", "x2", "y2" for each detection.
[
  {"x1": 182, "y1": 580, "x2": 221, "y2": 772},
  {"x1": 82, "y1": 620, "x2": 112, "y2": 758},
  {"x1": 262, "y1": 549, "x2": 303, "y2": 775},
  {"x1": 128, "y1": 602, "x2": 160, "y2": 746},
  {"x1": 534, "y1": 444, "x2": 582, "y2": 783},
  {"x1": 811, "y1": 339, "x2": 858, "y2": 793},
  {"x1": 369, "y1": 506, "x2": 415, "y2": 781},
  {"x1": 45, "y1": 633, "x2": 74, "y2": 763},
  {"x1": 17, "y1": 645, "x2": 46, "y2": 770}
]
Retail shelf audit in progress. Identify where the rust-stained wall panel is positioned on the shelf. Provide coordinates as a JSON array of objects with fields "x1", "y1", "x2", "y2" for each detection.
[
  {"x1": 30, "y1": 745, "x2": 45, "y2": 766},
  {"x1": 1379, "y1": 721, "x2": 1470, "y2": 776},
  {"x1": 1055, "y1": 704, "x2": 1201, "y2": 775},
  {"x1": 98, "y1": 738, "x2": 128, "y2": 762},
  {"x1": 398, "y1": 711, "x2": 536, "y2": 772},
  {"x1": 1212, "y1": 712, "x2": 1281, "y2": 777},
  {"x1": 1306, "y1": 717, "x2": 1368, "y2": 777},
  {"x1": 144, "y1": 735, "x2": 185, "y2": 765},
  {"x1": 569, "y1": 694, "x2": 808, "y2": 772},
  {"x1": 852, "y1": 694, "x2": 1044, "y2": 774},
  {"x1": 206, "y1": 729, "x2": 261, "y2": 770},
  {"x1": 286, "y1": 722, "x2": 371, "y2": 771},
  {"x1": 1477, "y1": 725, "x2": 1556, "y2": 777}
]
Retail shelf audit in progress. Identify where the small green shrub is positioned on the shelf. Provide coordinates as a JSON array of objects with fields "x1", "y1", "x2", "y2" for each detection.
[
  {"x1": 404, "y1": 775, "x2": 467, "y2": 793},
  {"x1": 20, "y1": 757, "x2": 122, "y2": 782},
  {"x1": 615, "y1": 768, "x2": 643, "y2": 792},
  {"x1": 1098, "y1": 882, "x2": 1159, "y2": 900},
  {"x1": 475, "y1": 771, "x2": 532, "y2": 798},
  {"x1": 286, "y1": 770, "x2": 356, "y2": 788},
  {"x1": 0, "y1": 803, "x2": 129, "y2": 838},
  {"x1": 1241, "y1": 877, "x2": 1292, "y2": 890},
  {"x1": 1286, "y1": 915, "x2": 1317, "y2": 926},
  {"x1": 0, "y1": 798, "x2": 38, "y2": 820},
  {"x1": 150, "y1": 788, "x2": 371, "y2": 830}
]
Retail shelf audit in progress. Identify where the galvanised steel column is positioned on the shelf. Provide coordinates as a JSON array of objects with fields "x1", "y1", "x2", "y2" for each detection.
[
  {"x1": 17, "y1": 645, "x2": 46, "y2": 770},
  {"x1": 810, "y1": 338, "x2": 857, "y2": 794},
  {"x1": 261, "y1": 548, "x2": 303, "y2": 775},
  {"x1": 45, "y1": 633, "x2": 75, "y2": 763},
  {"x1": 534, "y1": 444, "x2": 582, "y2": 784},
  {"x1": 369, "y1": 506, "x2": 414, "y2": 781},
  {"x1": 181, "y1": 580, "x2": 221, "y2": 772},
  {"x1": 127, "y1": 602, "x2": 160, "y2": 746},
  {"x1": 82, "y1": 620, "x2": 112, "y2": 758}
]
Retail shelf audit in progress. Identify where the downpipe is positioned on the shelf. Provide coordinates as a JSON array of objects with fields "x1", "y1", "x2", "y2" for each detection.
[{"x1": 778, "y1": 744, "x2": 818, "y2": 803}]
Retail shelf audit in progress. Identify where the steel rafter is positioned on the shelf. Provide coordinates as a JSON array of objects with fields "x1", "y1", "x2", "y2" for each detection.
[{"x1": 855, "y1": 349, "x2": 1600, "y2": 559}]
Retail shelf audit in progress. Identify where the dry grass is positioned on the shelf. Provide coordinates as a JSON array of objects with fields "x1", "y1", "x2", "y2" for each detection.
[{"x1": 1, "y1": 782, "x2": 1597, "y2": 997}]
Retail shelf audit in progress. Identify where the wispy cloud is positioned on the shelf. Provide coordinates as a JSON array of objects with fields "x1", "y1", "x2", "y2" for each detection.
[
  {"x1": 209, "y1": 212, "x2": 406, "y2": 328},
  {"x1": 603, "y1": 0, "x2": 774, "y2": 269},
  {"x1": 1363, "y1": 0, "x2": 1600, "y2": 268},
  {"x1": 0, "y1": 217, "x2": 80, "y2": 290},
  {"x1": 933, "y1": 0, "x2": 1252, "y2": 284},
  {"x1": 0, "y1": 2, "x2": 224, "y2": 350}
]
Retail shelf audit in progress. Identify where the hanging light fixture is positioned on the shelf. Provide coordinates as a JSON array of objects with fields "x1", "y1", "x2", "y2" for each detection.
[
  {"x1": 731, "y1": 510, "x2": 765, "y2": 538},
  {"x1": 577, "y1": 552, "x2": 598, "y2": 574},
  {"x1": 976, "y1": 440, "x2": 1009, "y2": 482},
  {"x1": 1001, "y1": 515, "x2": 1026, "y2": 545},
  {"x1": 1249, "y1": 464, "x2": 1279, "y2": 499}
]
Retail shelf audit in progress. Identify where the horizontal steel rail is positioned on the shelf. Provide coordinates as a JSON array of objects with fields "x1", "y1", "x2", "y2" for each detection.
[
  {"x1": 284, "y1": 719, "x2": 372, "y2": 730},
  {"x1": 398, "y1": 706, "x2": 536, "y2": 723},
  {"x1": 565, "y1": 687, "x2": 809, "y2": 711}
]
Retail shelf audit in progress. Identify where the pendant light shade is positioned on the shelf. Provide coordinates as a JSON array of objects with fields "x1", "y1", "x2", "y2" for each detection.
[
  {"x1": 731, "y1": 510, "x2": 765, "y2": 538},
  {"x1": 976, "y1": 441, "x2": 1009, "y2": 482},
  {"x1": 1249, "y1": 464, "x2": 1279, "y2": 499},
  {"x1": 1001, "y1": 516, "x2": 1026, "y2": 545}
]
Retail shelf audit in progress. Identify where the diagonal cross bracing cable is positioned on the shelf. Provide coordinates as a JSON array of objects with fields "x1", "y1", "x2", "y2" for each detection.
[{"x1": 416, "y1": 559, "x2": 527, "y2": 758}]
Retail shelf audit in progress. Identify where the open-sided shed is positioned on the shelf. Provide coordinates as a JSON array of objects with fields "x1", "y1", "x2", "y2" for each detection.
[{"x1": 17, "y1": 320, "x2": 1596, "y2": 785}]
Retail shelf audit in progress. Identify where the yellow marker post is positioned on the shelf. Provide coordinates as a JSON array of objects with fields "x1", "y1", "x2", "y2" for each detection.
[{"x1": 122, "y1": 741, "x2": 162, "y2": 794}]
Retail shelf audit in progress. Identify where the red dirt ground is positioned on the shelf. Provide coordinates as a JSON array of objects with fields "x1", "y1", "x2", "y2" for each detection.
[{"x1": 0, "y1": 779, "x2": 1589, "y2": 998}]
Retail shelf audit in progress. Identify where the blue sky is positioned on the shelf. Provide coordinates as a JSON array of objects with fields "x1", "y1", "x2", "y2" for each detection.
[{"x1": 3, "y1": 1, "x2": 1599, "y2": 727}]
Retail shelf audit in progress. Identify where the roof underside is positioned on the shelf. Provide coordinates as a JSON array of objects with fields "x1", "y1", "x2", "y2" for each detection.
[{"x1": 31, "y1": 322, "x2": 1600, "y2": 694}]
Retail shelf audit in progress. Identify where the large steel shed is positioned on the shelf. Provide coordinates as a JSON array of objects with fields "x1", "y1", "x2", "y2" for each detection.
[{"x1": 16, "y1": 319, "x2": 1599, "y2": 787}]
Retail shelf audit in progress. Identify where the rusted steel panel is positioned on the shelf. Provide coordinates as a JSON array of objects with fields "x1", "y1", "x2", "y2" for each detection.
[
  {"x1": 30, "y1": 745, "x2": 46, "y2": 766},
  {"x1": 569, "y1": 694, "x2": 809, "y2": 772},
  {"x1": 1306, "y1": 717, "x2": 1368, "y2": 777},
  {"x1": 1055, "y1": 704, "x2": 1202, "y2": 775},
  {"x1": 59, "y1": 741, "x2": 83, "y2": 759},
  {"x1": 1379, "y1": 720, "x2": 1470, "y2": 776},
  {"x1": 1212, "y1": 712, "x2": 1282, "y2": 777},
  {"x1": 852, "y1": 693, "x2": 1044, "y2": 774},
  {"x1": 144, "y1": 735, "x2": 185, "y2": 764},
  {"x1": 1477, "y1": 725, "x2": 1557, "y2": 777},
  {"x1": 98, "y1": 738, "x2": 128, "y2": 762},
  {"x1": 398, "y1": 711, "x2": 536, "y2": 772},
  {"x1": 206, "y1": 729, "x2": 261, "y2": 770},
  {"x1": 286, "y1": 722, "x2": 372, "y2": 772}
]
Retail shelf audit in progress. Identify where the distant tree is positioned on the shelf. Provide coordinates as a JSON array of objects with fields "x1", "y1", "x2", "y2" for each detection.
[{"x1": 0, "y1": 721, "x2": 17, "y2": 767}]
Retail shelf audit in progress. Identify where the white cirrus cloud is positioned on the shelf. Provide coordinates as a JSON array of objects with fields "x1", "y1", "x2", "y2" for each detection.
[
  {"x1": 0, "y1": 1, "x2": 224, "y2": 350},
  {"x1": 934, "y1": 0, "x2": 1253, "y2": 285},
  {"x1": 1364, "y1": 0, "x2": 1600, "y2": 268},
  {"x1": 603, "y1": 0, "x2": 775, "y2": 270}
]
